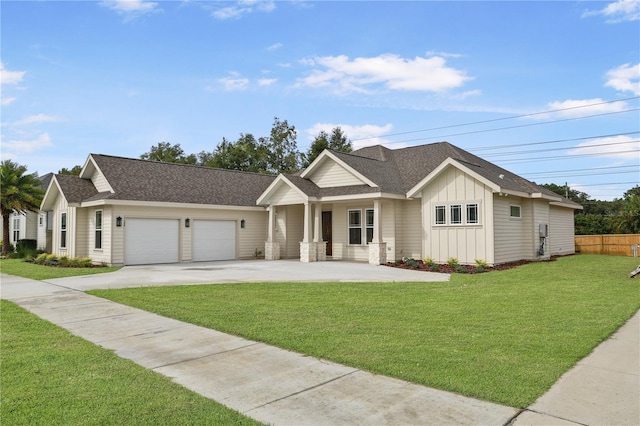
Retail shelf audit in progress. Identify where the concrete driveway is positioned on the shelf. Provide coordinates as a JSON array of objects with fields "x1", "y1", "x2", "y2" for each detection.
[{"x1": 46, "y1": 259, "x2": 450, "y2": 291}]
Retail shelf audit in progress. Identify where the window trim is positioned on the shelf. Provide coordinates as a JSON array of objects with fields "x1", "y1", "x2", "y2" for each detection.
[
  {"x1": 95, "y1": 210, "x2": 103, "y2": 250},
  {"x1": 450, "y1": 204, "x2": 462, "y2": 225},
  {"x1": 60, "y1": 212, "x2": 67, "y2": 249},
  {"x1": 365, "y1": 208, "x2": 374, "y2": 244},
  {"x1": 348, "y1": 209, "x2": 362, "y2": 245},
  {"x1": 466, "y1": 203, "x2": 479, "y2": 224},
  {"x1": 510, "y1": 205, "x2": 522, "y2": 219},
  {"x1": 12, "y1": 216, "x2": 20, "y2": 243},
  {"x1": 435, "y1": 205, "x2": 447, "y2": 225}
]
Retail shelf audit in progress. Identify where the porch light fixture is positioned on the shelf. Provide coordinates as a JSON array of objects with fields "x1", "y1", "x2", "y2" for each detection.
[
  {"x1": 241, "y1": 219, "x2": 245, "y2": 229},
  {"x1": 116, "y1": 216, "x2": 122, "y2": 227},
  {"x1": 185, "y1": 218, "x2": 190, "y2": 228}
]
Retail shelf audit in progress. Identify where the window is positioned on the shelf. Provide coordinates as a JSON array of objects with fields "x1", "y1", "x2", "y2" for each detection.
[
  {"x1": 60, "y1": 213, "x2": 67, "y2": 248},
  {"x1": 510, "y1": 205, "x2": 521, "y2": 218},
  {"x1": 39, "y1": 215, "x2": 44, "y2": 226},
  {"x1": 12, "y1": 216, "x2": 20, "y2": 242},
  {"x1": 95, "y1": 210, "x2": 103, "y2": 250},
  {"x1": 466, "y1": 204, "x2": 479, "y2": 224},
  {"x1": 365, "y1": 209, "x2": 374, "y2": 244},
  {"x1": 435, "y1": 205, "x2": 446, "y2": 225},
  {"x1": 450, "y1": 205, "x2": 462, "y2": 224},
  {"x1": 348, "y1": 209, "x2": 362, "y2": 245}
]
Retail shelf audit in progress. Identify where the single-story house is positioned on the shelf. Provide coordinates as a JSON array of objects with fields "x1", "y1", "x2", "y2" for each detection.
[
  {"x1": 40, "y1": 142, "x2": 582, "y2": 266},
  {"x1": 1, "y1": 173, "x2": 53, "y2": 252}
]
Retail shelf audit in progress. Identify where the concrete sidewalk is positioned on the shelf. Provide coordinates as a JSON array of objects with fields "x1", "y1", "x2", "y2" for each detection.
[
  {"x1": 2, "y1": 268, "x2": 638, "y2": 425},
  {"x1": 1, "y1": 274, "x2": 516, "y2": 426}
]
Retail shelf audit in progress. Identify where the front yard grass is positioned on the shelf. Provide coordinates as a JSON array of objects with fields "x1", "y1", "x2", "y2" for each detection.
[
  {"x1": 0, "y1": 300, "x2": 261, "y2": 426},
  {"x1": 90, "y1": 255, "x2": 640, "y2": 408},
  {"x1": 0, "y1": 258, "x2": 120, "y2": 280}
]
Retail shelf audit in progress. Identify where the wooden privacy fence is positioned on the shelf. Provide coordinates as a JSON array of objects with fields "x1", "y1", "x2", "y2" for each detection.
[{"x1": 575, "y1": 234, "x2": 640, "y2": 256}]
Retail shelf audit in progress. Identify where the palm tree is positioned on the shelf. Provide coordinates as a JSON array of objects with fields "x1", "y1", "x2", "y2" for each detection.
[{"x1": 1, "y1": 160, "x2": 45, "y2": 255}]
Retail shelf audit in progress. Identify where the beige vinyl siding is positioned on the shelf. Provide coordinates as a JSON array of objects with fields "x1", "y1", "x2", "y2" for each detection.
[
  {"x1": 395, "y1": 199, "x2": 422, "y2": 260},
  {"x1": 24, "y1": 211, "x2": 38, "y2": 240},
  {"x1": 380, "y1": 200, "x2": 397, "y2": 260},
  {"x1": 308, "y1": 160, "x2": 365, "y2": 188},
  {"x1": 75, "y1": 208, "x2": 89, "y2": 258},
  {"x1": 37, "y1": 212, "x2": 47, "y2": 250},
  {"x1": 422, "y1": 167, "x2": 494, "y2": 265},
  {"x1": 50, "y1": 194, "x2": 71, "y2": 257},
  {"x1": 108, "y1": 205, "x2": 267, "y2": 266},
  {"x1": 90, "y1": 207, "x2": 112, "y2": 265},
  {"x1": 494, "y1": 196, "x2": 534, "y2": 264},
  {"x1": 90, "y1": 168, "x2": 111, "y2": 193},
  {"x1": 532, "y1": 199, "x2": 551, "y2": 259},
  {"x1": 549, "y1": 205, "x2": 576, "y2": 256},
  {"x1": 273, "y1": 205, "x2": 303, "y2": 259},
  {"x1": 270, "y1": 184, "x2": 306, "y2": 206}
]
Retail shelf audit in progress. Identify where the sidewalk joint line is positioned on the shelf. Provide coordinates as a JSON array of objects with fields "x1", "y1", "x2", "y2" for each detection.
[{"x1": 152, "y1": 342, "x2": 261, "y2": 369}]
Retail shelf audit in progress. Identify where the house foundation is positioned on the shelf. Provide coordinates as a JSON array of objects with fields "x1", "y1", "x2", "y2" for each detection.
[{"x1": 369, "y1": 242, "x2": 387, "y2": 265}]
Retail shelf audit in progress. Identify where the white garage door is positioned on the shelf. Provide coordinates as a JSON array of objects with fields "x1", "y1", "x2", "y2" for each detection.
[
  {"x1": 125, "y1": 218, "x2": 179, "y2": 265},
  {"x1": 192, "y1": 220, "x2": 236, "y2": 262}
]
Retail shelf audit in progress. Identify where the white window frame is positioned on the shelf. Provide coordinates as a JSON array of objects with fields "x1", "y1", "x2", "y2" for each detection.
[
  {"x1": 12, "y1": 216, "x2": 20, "y2": 243},
  {"x1": 510, "y1": 205, "x2": 522, "y2": 219},
  {"x1": 450, "y1": 204, "x2": 462, "y2": 225},
  {"x1": 95, "y1": 210, "x2": 103, "y2": 250},
  {"x1": 348, "y1": 209, "x2": 362, "y2": 245},
  {"x1": 435, "y1": 205, "x2": 446, "y2": 225},
  {"x1": 365, "y1": 208, "x2": 374, "y2": 244},
  {"x1": 60, "y1": 212, "x2": 67, "y2": 249},
  {"x1": 466, "y1": 203, "x2": 479, "y2": 224}
]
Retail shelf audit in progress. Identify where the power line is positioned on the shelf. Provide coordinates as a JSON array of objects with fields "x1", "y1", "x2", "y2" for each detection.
[
  {"x1": 496, "y1": 149, "x2": 640, "y2": 164},
  {"x1": 481, "y1": 139, "x2": 639, "y2": 158},
  {"x1": 350, "y1": 96, "x2": 640, "y2": 142},
  {"x1": 528, "y1": 170, "x2": 640, "y2": 180},
  {"x1": 522, "y1": 165, "x2": 640, "y2": 177},
  {"x1": 575, "y1": 182, "x2": 640, "y2": 187},
  {"x1": 469, "y1": 131, "x2": 639, "y2": 152}
]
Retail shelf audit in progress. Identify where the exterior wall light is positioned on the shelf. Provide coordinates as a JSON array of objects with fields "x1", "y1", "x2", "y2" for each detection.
[
  {"x1": 116, "y1": 216, "x2": 123, "y2": 227},
  {"x1": 241, "y1": 219, "x2": 246, "y2": 229},
  {"x1": 185, "y1": 218, "x2": 190, "y2": 228}
]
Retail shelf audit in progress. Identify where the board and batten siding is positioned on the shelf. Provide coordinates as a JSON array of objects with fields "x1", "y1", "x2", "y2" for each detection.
[
  {"x1": 549, "y1": 205, "x2": 575, "y2": 256},
  {"x1": 308, "y1": 160, "x2": 365, "y2": 188},
  {"x1": 421, "y1": 167, "x2": 494, "y2": 265},
  {"x1": 493, "y1": 196, "x2": 534, "y2": 264}
]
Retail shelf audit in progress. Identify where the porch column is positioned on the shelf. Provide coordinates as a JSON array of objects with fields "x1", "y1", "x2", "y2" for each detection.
[
  {"x1": 300, "y1": 202, "x2": 317, "y2": 262},
  {"x1": 369, "y1": 199, "x2": 387, "y2": 265},
  {"x1": 314, "y1": 203, "x2": 327, "y2": 261},
  {"x1": 265, "y1": 206, "x2": 280, "y2": 260}
]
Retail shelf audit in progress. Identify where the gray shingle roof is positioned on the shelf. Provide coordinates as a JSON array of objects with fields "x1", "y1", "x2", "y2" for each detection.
[
  {"x1": 82, "y1": 155, "x2": 276, "y2": 206},
  {"x1": 54, "y1": 174, "x2": 99, "y2": 203}
]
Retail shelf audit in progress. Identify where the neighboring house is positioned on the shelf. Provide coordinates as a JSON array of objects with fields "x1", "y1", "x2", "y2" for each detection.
[
  {"x1": 40, "y1": 142, "x2": 582, "y2": 266},
  {"x1": 1, "y1": 173, "x2": 53, "y2": 252}
]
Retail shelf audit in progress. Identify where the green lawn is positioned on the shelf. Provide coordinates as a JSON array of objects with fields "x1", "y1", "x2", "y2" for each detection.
[
  {"x1": 0, "y1": 300, "x2": 262, "y2": 426},
  {"x1": 89, "y1": 255, "x2": 640, "y2": 408},
  {"x1": 0, "y1": 258, "x2": 120, "y2": 280}
]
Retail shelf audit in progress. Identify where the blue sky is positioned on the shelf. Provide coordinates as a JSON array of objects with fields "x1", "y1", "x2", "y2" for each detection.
[{"x1": 2, "y1": 0, "x2": 638, "y2": 200}]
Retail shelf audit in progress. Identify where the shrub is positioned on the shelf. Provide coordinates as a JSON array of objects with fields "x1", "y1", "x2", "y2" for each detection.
[
  {"x1": 455, "y1": 265, "x2": 469, "y2": 274},
  {"x1": 423, "y1": 257, "x2": 435, "y2": 267},
  {"x1": 475, "y1": 258, "x2": 490, "y2": 269},
  {"x1": 430, "y1": 264, "x2": 440, "y2": 272},
  {"x1": 447, "y1": 257, "x2": 459, "y2": 268},
  {"x1": 0, "y1": 240, "x2": 16, "y2": 254},
  {"x1": 402, "y1": 257, "x2": 420, "y2": 269}
]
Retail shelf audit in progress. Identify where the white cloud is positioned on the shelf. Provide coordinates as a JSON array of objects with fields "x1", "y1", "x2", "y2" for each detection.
[
  {"x1": 584, "y1": 0, "x2": 640, "y2": 23},
  {"x1": 3, "y1": 133, "x2": 53, "y2": 153},
  {"x1": 101, "y1": 0, "x2": 160, "y2": 19},
  {"x1": 213, "y1": 1, "x2": 275, "y2": 20},
  {"x1": 306, "y1": 122, "x2": 394, "y2": 150},
  {"x1": 567, "y1": 135, "x2": 640, "y2": 160},
  {"x1": 297, "y1": 54, "x2": 471, "y2": 95},
  {"x1": 0, "y1": 62, "x2": 26, "y2": 85},
  {"x1": 605, "y1": 63, "x2": 640, "y2": 95},
  {"x1": 544, "y1": 98, "x2": 628, "y2": 118},
  {"x1": 7, "y1": 114, "x2": 60, "y2": 127},
  {"x1": 267, "y1": 42, "x2": 283, "y2": 51},
  {"x1": 258, "y1": 78, "x2": 277, "y2": 86},
  {"x1": 1, "y1": 97, "x2": 17, "y2": 106},
  {"x1": 218, "y1": 73, "x2": 249, "y2": 91}
]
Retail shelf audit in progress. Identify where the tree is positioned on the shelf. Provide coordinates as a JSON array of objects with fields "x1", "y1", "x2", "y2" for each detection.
[
  {"x1": 204, "y1": 135, "x2": 269, "y2": 173},
  {"x1": 1, "y1": 160, "x2": 45, "y2": 255},
  {"x1": 58, "y1": 165, "x2": 82, "y2": 176},
  {"x1": 140, "y1": 142, "x2": 197, "y2": 164},
  {"x1": 264, "y1": 117, "x2": 300, "y2": 174},
  {"x1": 302, "y1": 126, "x2": 352, "y2": 167}
]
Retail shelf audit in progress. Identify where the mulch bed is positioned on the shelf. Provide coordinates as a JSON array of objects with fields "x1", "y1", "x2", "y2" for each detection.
[{"x1": 385, "y1": 259, "x2": 536, "y2": 274}]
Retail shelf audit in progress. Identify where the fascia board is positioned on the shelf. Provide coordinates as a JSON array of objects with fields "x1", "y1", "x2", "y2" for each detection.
[
  {"x1": 40, "y1": 176, "x2": 64, "y2": 210},
  {"x1": 300, "y1": 151, "x2": 377, "y2": 188},
  {"x1": 407, "y1": 158, "x2": 501, "y2": 198},
  {"x1": 82, "y1": 198, "x2": 267, "y2": 211},
  {"x1": 550, "y1": 201, "x2": 584, "y2": 210}
]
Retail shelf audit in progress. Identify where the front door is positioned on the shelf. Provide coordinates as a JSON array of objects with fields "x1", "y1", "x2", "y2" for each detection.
[{"x1": 322, "y1": 211, "x2": 332, "y2": 256}]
